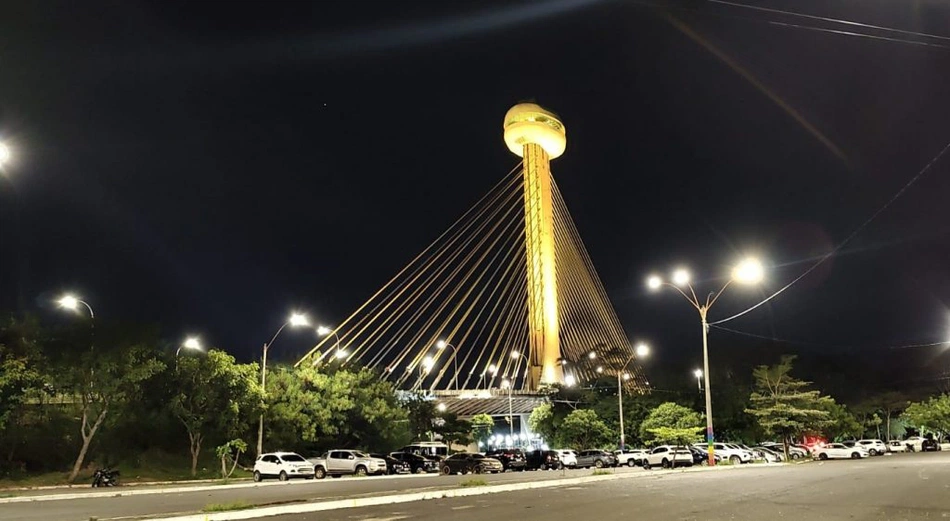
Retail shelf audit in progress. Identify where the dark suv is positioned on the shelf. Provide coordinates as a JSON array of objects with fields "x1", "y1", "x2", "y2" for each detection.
[
  {"x1": 524, "y1": 449, "x2": 561, "y2": 470},
  {"x1": 575, "y1": 450, "x2": 617, "y2": 468},
  {"x1": 389, "y1": 451, "x2": 439, "y2": 473},
  {"x1": 485, "y1": 449, "x2": 527, "y2": 471}
]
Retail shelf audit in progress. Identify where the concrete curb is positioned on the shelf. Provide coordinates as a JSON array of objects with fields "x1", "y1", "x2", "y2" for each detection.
[
  {"x1": 0, "y1": 472, "x2": 438, "y2": 504},
  {"x1": 150, "y1": 464, "x2": 785, "y2": 521},
  {"x1": 0, "y1": 476, "x2": 251, "y2": 493}
]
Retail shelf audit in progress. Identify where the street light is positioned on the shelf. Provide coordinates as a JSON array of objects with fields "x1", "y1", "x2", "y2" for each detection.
[
  {"x1": 647, "y1": 257, "x2": 764, "y2": 466},
  {"x1": 437, "y1": 402, "x2": 447, "y2": 413},
  {"x1": 317, "y1": 325, "x2": 346, "y2": 362},
  {"x1": 0, "y1": 142, "x2": 10, "y2": 166},
  {"x1": 436, "y1": 340, "x2": 460, "y2": 391},
  {"x1": 257, "y1": 312, "x2": 310, "y2": 457},
  {"x1": 693, "y1": 369, "x2": 703, "y2": 391},
  {"x1": 57, "y1": 294, "x2": 95, "y2": 318},
  {"x1": 176, "y1": 337, "x2": 203, "y2": 358},
  {"x1": 501, "y1": 378, "x2": 514, "y2": 445},
  {"x1": 613, "y1": 343, "x2": 650, "y2": 450}
]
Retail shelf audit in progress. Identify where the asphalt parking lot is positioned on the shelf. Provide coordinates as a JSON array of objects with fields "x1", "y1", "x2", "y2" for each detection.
[{"x1": 3, "y1": 452, "x2": 947, "y2": 521}]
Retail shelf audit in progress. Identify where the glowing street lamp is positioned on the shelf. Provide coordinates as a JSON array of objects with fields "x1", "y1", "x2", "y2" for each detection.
[
  {"x1": 693, "y1": 369, "x2": 703, "y2": 391},
  {"x1": 257, "y1": 312, "x2": 310, "y2": 457},
  {"x1": 647, "y1": 257, "x2": 765, "y2": 465},
  {"x1": 436, "y1": 340, "x2": 460, "y2": 391},
  {"x1": 317, "y1": 325, "x2": 346, "y2": 362},
  {"x1": 437, "y1": 402, "x2": 447, "y2": 413},
  {"x1": 0, "y1": 142, "x2": 10, "y2": 166},
  {"x1": 56, "y1": 294, "x2": 94, "y2": 318},
  {"x1": 176, "y1": 337, "x2": 203, "y2": 358}
]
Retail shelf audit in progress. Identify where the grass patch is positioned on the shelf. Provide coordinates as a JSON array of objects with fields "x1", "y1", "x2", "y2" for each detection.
[
  {"x1": 591, "y1": 469, "x2": 613, "y2": 476},
  {"x1": 202, "y1": 501, "x2": 254, "y2": 512},
  {"x1": 459, "y1": 478, "x2": 488, "y2": 487}
]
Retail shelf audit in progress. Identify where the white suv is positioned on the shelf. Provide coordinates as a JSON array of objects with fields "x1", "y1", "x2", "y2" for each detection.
[
  {"x1": 643, "y1": 445, "x2": 693, "y2": 469},
  {"x1": 555, "y1": 449, "x2": 577, "y2": 468},
  {"x1": 694, "y1": 443, "x2": 752, "y2": 464},
  {"x1": 614, "y1": 449, "x2": 648, "y2": 467},
  {"x1": 856, "y1": 439, "x2": 887, "y2": 456},
  {"x1": 254, "y1": 452, "x2": 315, "y2": 481}
]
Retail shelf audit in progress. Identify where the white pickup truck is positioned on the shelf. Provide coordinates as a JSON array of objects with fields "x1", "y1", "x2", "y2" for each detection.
[{"x1": 307, "y1": 450, "x2": 388, "y2": 479}]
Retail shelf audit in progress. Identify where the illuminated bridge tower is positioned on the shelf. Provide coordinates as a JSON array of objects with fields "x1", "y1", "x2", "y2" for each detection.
[{"x1": 503, "y1": 103, "x2": 566, "y2": 389}]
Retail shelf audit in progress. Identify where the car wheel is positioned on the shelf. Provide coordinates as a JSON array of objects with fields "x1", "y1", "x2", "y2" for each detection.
[
  {"x1": 415, "y1": 467, "x2": 426, "y2": 474},
  {"x1": 440, "y1": 465, "x2": 451, "y2": 475},
  {"x1": 851, "y1": 452, "x2": 861, "y2": 459},
  {"x1": 314, "y1": 467, "x2": 326, "y2": 479},
  {"x1": 355, "y1": 466, "x2": 368, "y2": 477},
  {"x1": 473, "y1": 465, "x2": 483, "y2": 475},
  {"x1": 594, "y1": 459, "x2": 605, "y2": 469},
  {"x1": 729, "y1": 455, "x2": 741, "y2": 464},
  {"x1": 253, "y1": 471, "x2": 262, "y2": 482},
  {"x1": 818, "y1": 453, "x2": 828, "y2": 460},
  {"x1": 642, "y1": 461, "x2": 651, "y2": 470},
  {"x1": 700, "y1": 459, "x2": 709, "y2": 467},
  {"x1": 869, "y1": 449, "x2": 878, "y2": 456},
  {"x1": 627, "y1": 460, "x2": 636, "y2": 467},
  {"x1": 791, "y1": 453, "x2": 801, "y2": 460},
  {"x1": 661, "y1": 458, "x2": 670, "y2": 469},
  {"x1": 278, "y1": 471, "x2": 288, "y2": 482}
]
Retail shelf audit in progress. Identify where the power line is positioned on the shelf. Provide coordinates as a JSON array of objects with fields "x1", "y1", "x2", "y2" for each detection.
[
  {"x1": 711, "y1": 324, "x2": 947, "y2": 351},
  {"x1": 766, "y1": 21, "x2": 950, "y2": 52},
  {"x1": 711, "y1": 139, "x2": 950, "y2": 325},
  {"x1": 706, "y1": 0, "x2": 950, "y2": 42}
]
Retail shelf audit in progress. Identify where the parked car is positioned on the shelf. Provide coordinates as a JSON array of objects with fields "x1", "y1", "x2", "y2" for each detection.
[
  {"x1": 688, "y1": 446, "x2": 722, "y2": 466},
  {"x1": 555, "y1": 449, "x2": 578, "y2": 468},
  {"x1": 370, "y1": 453, "x2": 410, "y2": 475},
  {"x1": 485, "y1": 449, "x2": 527, "y2": 471},
  {"x1": 643, "y1": 445, "x2": 693, "y2": 469},
  {"x1": 940, "y1": 438, "x2": 950, "y2": 452},
  {"x1": 308, "y1": 450, "x2": 387, "y2": 479},
  {"x1": 254, "y1": 452, "x2": 315, "y2": 482},
  {"x1": 761, "y1": 442, "x2": 807, "y2": 460},
  {"x1": 389, "y1": 451, "x2": 439, "y2": 474},
  {"x1": 525, "y1": 449, "x2": 562, "y2": 470},
  {"x1": 693, "y1": 443, "x2": 752, "y2": 464},
  {"x1": 903, "y1": 436, "x2": 926, "y2": 452},
  {"x1": 751, "y1": 446, "x2": 783, "y2": 462},
  {"x1": 813, "y1": 443, "x2": 869, "y2": 460},
  {"x1": 887, "y1": 440, "x2": 908, "y2": 453},
  {"x1": 575, "y1": 450, "x2": 617, "y2": 468},
  {"x1": 921, "y1": 438, "x2": 940, "y2": 452},
  {"x1": 614, "y1": 449, "x2": 649, "y2": 467},
  {"x1": 397, "y1": 442, "x2": 449, "y2": 460},
  {"x1": 856, "y1": 439, "x2": 887, "y2": 456},
  {"x1": 439, "y1": 452, "x2": 504, "y2": 475}
]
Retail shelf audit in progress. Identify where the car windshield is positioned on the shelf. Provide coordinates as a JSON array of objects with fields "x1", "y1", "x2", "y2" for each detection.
[{"x1": 280, "y1": 454, "x2": 305, "y2": 462}]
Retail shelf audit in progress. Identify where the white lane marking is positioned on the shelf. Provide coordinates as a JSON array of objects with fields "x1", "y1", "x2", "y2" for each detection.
[
  {"x1": 451, "y1": 505, "x2": 475, "y2": 510},
  {"x1": 147, "y1": 467, "x2": 786, "y2": 521}
]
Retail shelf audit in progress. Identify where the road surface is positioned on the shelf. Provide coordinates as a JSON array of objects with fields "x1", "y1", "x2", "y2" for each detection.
[{"x1": 4, "y1": 452, "x2": 948, "y2": 520}]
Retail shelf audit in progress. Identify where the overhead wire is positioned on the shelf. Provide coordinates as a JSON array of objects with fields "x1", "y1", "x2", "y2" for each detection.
[
  {"x1": 711, "y1": 324, "x2": 948, "y2": 351},
  {"x1": 711, "y1": 139, "x2": 950, "y2": 326}
]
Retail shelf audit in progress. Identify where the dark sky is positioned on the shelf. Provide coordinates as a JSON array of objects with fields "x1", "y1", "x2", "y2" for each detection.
[{"x1": 2, "y1": 0, "x2": 950, "y2": 397}]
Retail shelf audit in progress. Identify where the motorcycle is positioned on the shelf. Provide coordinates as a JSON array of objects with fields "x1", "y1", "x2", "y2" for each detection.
[{"x1": 91, "y1": 468, "x2": 120, "y2": 487}]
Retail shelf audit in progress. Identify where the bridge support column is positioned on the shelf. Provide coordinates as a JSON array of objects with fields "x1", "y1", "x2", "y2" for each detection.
[{"x1": 504, "y1": 103, "x2": 567, "y2": 390}]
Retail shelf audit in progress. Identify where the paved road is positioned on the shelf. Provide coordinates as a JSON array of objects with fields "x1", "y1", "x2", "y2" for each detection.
[
  {"x1": 0, "y1": 465, "x2": 639, "y2": 521},
  {"x1": 255, "y1": 453, "x2": 950, "y2": 521}
]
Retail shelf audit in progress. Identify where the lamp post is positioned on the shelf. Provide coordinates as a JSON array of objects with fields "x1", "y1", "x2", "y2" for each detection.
[
  {"x1": 257, "y1": 312, "x2": 310, "y2": 457},
  {"x1": 501, "y1": 378, "x2": 513, "y2": 446},
  {"x1": 436, "y1": 340, "x2": 459, "y2": 391},
  {"x1": 647, "y1": 257, "x2": 764, "y2": 466},
  {"x1": 317, "y1": 326, "x2": 347, "y2": 362},
  {"x1": 176, "y1": 337, "x2": 203, "y2": 358},
  {"x1": 694, "y1": 369, "x2": 703, "y2": 391},
  {"x1": 57, "y1": 294, "x2": 94, "y2": 319},
  {"x1": 613, "y1": 343, "x2": 650, "y2": 450}
]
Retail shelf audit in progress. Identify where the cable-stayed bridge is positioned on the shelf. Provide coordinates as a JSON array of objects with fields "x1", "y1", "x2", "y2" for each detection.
[{"x1": 296, "y1": 103, "x2": 647, "y2": 394}]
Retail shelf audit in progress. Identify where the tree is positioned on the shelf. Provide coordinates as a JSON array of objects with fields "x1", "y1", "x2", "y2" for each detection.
[
  {"x1": 401, "y1": 392, "x2": 437, "y2": 442},
  {"x1": 745, "y1": 355, "x2": 833, "y2": 461},
  {"x1": 265, "y1": 366, "x2": 408, "y2": 451},
  {"x1": 216, "y1": 439, "x2": 247, "y2": 479},
  {"x1": 172, "y1": 350, "x2": 261, "y2": 476},
  {"x1": 818, "y1": 400, "x2": 862, "y2": 441},
  {"x1": 638, "y1": 402, "x2": 703, "y2": 448},
  {"x1": 528, "y1": 403, "x2": 556, "y2": 445},
  {"x1": 0, "y1": 316, "x2": 44, "y2": 432},
  {"x1": 558, "y1": 409, "x2": 613, "y2": 450},
  {"x1": 902, "y1": 394, "x2": 950, "y2": 437},
  {"x1": 871, "y1": 392, "x2": 910, "y2": 442},
  {"x1": 59, "y1": 342, "x2": 165, "y2": 482},
  {"x1": 470, "y1": 413, "x2": 495, "y2": 447},
  {"x1": 435, "y1": 413, "x2": 473, "y2": 448}
]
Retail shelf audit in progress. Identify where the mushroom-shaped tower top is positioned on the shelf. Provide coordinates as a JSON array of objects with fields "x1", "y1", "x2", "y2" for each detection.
[{"x1": 503, "y1": 103, "x2": 566, "y2": 159}]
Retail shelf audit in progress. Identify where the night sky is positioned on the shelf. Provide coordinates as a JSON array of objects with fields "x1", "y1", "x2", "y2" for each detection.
[{"x1": 2, "y1": 0, "x2": 950, "y2": 397}]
